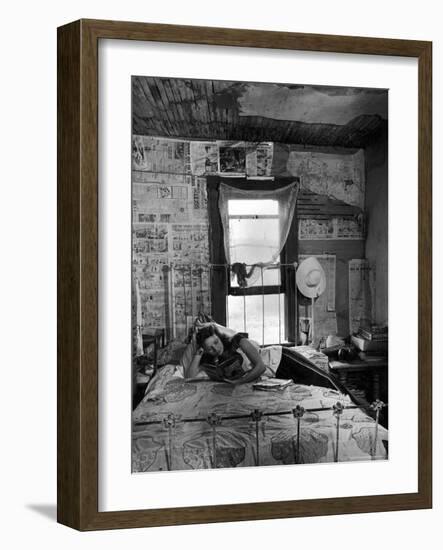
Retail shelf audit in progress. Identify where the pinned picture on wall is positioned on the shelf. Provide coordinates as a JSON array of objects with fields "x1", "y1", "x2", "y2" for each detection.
[{"x1": 218, "y1": 142, "x2": 247, "y2": 175}]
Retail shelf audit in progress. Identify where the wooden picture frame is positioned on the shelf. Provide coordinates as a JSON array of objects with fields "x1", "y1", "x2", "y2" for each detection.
[{"x1": 57, "y1": 19, "x2": 432, "y2": 530}]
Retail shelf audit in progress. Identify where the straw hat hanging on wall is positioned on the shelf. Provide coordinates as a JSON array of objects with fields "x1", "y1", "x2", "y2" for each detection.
[
  {"x1": 296, "y1": 256, "x2": 326, "y2": 346},
  {"x1": 296, "y1": 257, "x2": 326, "y2": 299}
]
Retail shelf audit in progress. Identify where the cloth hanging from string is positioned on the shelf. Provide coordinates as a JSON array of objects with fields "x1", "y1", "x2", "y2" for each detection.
[{"x1": 218, "y1": 181, "x2": 299, "y2": 282}]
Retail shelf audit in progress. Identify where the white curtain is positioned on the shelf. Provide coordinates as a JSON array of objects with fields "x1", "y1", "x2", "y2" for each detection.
[{"x1": 218, "y1": 181, "x2": 299, "y2": 266}]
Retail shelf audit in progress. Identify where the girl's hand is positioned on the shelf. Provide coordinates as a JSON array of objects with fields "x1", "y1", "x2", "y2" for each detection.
[
  {"x1": 195, "y1": 320, "x2": 220, "y2": 337},
  {"x1": 195, "y1": 319, "x2": 214, "y2": 330}
]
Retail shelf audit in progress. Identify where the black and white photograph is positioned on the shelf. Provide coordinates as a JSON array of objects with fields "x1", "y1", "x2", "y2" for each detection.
[
  {"x1": 131, "y1": 76, "x2": 389, "y2": 473},
  {"x1": 1, "y1": 0, "x2": 438, "y2": 540}
]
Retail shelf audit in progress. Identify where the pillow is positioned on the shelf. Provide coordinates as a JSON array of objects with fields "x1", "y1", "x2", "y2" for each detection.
[{"x1": 157, "y1": 339, "x2": 187, "y2": 366}]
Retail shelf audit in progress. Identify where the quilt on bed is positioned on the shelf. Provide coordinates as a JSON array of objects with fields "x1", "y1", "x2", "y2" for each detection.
[{"x1": 132, "y1": 365, "x2": 388, "y2": 472}]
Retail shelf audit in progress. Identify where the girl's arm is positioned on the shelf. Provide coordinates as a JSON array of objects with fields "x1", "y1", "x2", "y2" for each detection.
[
  {"x1": 224, "y1": 338, "x2": 266, "y2": 385},
  {"x1": 195, "y1": 319, "x2": 236, "y2": 340},
  {"x1": 213, "y1": 322, "x2": 236, "y2": 340},
  {"x1": 184, "y1": 347, "x2": 204, "y2": 378}
]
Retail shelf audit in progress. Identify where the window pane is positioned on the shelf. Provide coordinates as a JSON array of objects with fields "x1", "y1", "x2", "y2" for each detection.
[
  {"x1": 229, "y1": 217, "x2": 279, "y2": 260},
  {"x1": 227, "y1": 294, "x2": 285, "y2": 345},
  {"x1": 228, "y1": 217, "x2": 280, "y2": 286},
  {"x1": 229, "y1": 218, "x2": 280, "y2": 258},
  {"x1": 228, "y1": 199, "x2": 279, "y2": 216}
]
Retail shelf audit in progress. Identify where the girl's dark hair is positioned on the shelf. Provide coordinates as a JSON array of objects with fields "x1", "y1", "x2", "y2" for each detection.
[{"x1": 196, "y1": 325, "x2": 216, "y2": 348}]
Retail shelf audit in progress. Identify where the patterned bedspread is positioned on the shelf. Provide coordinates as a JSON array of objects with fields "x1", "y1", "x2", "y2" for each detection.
[{"x1": 132, "y1": 365, "x2": 388, "y2": 472}]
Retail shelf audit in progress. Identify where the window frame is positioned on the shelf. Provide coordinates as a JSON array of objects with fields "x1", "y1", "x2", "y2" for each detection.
[{"x1": 206, "y1": 176, "x2": 299, "y2": 342}]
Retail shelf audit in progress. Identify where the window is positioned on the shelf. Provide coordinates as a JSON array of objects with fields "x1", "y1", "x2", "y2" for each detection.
[
  {"x1": 226, "y1": 198, "x2": 285, "y2": 345},
  {"x1": 206, "y1": 176, "x2": 299, "y2": 344}
]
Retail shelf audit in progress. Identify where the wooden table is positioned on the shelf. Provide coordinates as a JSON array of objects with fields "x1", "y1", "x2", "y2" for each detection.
[{"x1": 329, "y1": 356, "x2": 388, "y2": 402}]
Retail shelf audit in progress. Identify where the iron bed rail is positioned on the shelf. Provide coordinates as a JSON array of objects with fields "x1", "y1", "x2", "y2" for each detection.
[
  {"x1": 160, "y1": 261, "x2": 298, "y2": 344},
  {"x1": 133, "y1": 399, "x2": 386, "y2": 469}
]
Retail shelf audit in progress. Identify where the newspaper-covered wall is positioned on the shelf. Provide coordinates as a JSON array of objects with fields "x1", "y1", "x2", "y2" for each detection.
[
  {"x1": 132, "y1": 137, "x2": 211, "y2": 339},
  {"x1": 299, "y1": 216, "x2": 365, "y2": 240},
  {"x1": 132, "y1": 135, "x2": 367, "y2": 341},
  {"x1": 287, "y1": 149, "x2": 365, "y2": 209},
  {"x1": 348, "y1": 259, "x2": 373, "y2": 334}
]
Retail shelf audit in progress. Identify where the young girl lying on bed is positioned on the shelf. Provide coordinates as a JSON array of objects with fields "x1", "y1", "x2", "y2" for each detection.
[
  {"x1": 184, "y1": 321, "x2": 267, "y2": 385},
  {"x1": 181, "y1": 319, "x2": 336, "y2": 389}
]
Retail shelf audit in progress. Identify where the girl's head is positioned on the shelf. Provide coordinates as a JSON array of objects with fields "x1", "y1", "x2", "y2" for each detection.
[{"x1": 196, "y1": 325, "x2": 224, "y2": 358}]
